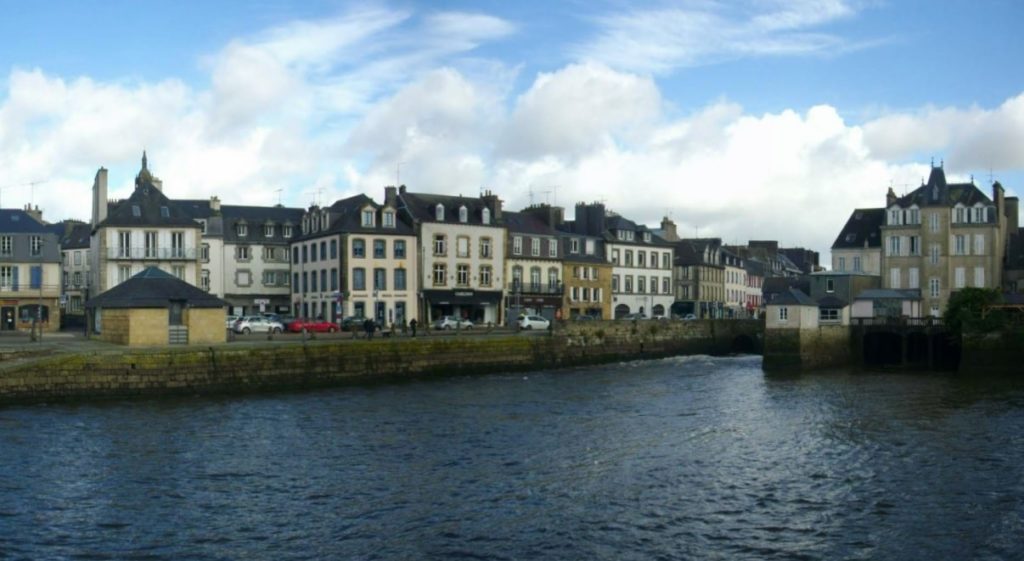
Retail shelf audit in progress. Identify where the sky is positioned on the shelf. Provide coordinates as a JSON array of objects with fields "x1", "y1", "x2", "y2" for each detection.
[{"x1": 1, "y1": 0, "x2": 1023, "y2": 260}]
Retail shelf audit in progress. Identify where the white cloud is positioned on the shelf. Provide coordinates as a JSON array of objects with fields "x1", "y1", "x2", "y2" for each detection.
[{"x1": 575, "y1": 0, "x2": 871, "y2": 74}]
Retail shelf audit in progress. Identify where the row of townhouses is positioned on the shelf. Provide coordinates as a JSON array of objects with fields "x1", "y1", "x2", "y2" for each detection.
[
  {"x1": 1, "y1": 153, "x2": 817, "y2": 332},
  {"x1": 768, "y1": 162, "x2": 1023, "y2": 331}
]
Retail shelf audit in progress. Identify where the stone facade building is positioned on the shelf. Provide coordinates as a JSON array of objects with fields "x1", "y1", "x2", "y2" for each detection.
[
  {"x1": 831, "y1": 208, "x2": 884, "y2": 275},
  {"x1": 0, "y1": 209, "x2": 62, "y2": 333}
]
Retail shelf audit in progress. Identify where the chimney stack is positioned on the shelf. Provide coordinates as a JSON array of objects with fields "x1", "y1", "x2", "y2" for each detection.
[
  {"x1": 92, "y1": 167, "x2": 108, "y2": 227},
  {"x1": 660, "y1": 216, "x2": 678, "y2": 241},
  {"x1": 385, "y1": 186, "x2": 397, "y2": 207},
  {"x1": 210, "y1": 196, "x2": 221, "y2": 212}
]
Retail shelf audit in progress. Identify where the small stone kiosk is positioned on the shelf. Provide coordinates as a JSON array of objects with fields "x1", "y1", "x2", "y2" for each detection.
[{"x1": 85, "y1": 267, "x2": 227, "y2": 346}]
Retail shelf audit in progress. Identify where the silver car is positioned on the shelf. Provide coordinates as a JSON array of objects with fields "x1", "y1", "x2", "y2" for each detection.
[
  {"x1": 233, "y1": 315, "x2": 284, "y2": 334},
  {"x1": 433, "y1": 316, "x2": 474, "y2": 330},
  {"x1": 517, "y1": 315, "x2": 550, "y2": 330}
]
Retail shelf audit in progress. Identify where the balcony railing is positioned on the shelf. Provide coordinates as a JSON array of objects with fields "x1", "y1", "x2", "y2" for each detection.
[
  {"x1": 107, "y1": 247, "x2": 197, "y2": 260},
  {"x1": 507, "y1": 281, "x2": 564, "y2": 295}
]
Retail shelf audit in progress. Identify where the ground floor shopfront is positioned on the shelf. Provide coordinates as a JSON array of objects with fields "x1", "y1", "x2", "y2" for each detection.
[
  {"x1": 225, "y1": 294, "x2": 292, "y2": 318},
  {"x1": 423, "y1": 289, "x2": 502, "y2": 326},
  {"x1": 505, "y1": 293, "x2": 562, "y2": 326},
  {"x1": 0, "y1": 297, "x2": 61, "y2": 333}
]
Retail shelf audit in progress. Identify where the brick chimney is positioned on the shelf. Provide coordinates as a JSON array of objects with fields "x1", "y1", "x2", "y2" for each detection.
[
  {"x1": 385, "y1": 186, "x2": 397, "y2": 207},
  {"x1": 481, "y1": 189, "x2": 503, "y2": 221},
  {"x1": 210, "y1": 196, "x2": 221, "y2": 212},
  {"x1": 23, "y1": 204, "x2": 43, "y2": 224},
  {"x1": 660, "y1": 216, "x2": 678, "y2": 241}
]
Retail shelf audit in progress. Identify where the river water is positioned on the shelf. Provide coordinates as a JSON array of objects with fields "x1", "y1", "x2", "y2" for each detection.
[{"x1": 1, "y1": 355, "x2": 1023, "y2": 560}]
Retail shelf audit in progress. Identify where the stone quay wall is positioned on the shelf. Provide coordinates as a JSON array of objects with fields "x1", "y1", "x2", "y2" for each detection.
[
  {"x1": 0, "y1": 320, "x2": 763, "y2": 405},
  {"x1": 763, "y1": 325, "x2": 852, "y2": 371}
]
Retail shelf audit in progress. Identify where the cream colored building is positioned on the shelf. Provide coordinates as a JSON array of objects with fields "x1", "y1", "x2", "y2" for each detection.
[
  {"x1": 831, "y1": 208, "x2": 884, "y2": 275},
  {"x1": 880, "y1": 165, "x2": 1010, "y2": 317}
]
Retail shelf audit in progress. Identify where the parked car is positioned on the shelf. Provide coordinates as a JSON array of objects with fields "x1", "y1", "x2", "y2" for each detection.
[
  {"x1": 260, "y1": 313, "x2": 289, "y2": 325},
  {"x1": 340, "y1": 316, "x2": 383, "y2": 332},
  {"x1": 233, "y1": 316, "x2": 284, "y2": 334},
  {"x1": 287, "y1": 318, "x2": 338, "y2": 333},
  {"x1": 518, "y1": 315, "x2": 550, "y2": 330},
  {"x1": 433, "y1": 316, "x2": 474, "y2": 330},
  {"x1": 226, "y1": 314, "x2": 240, "y2": 329},
  {"x1": 681, "y1": 313, "x2": 698, "y2": 321}
]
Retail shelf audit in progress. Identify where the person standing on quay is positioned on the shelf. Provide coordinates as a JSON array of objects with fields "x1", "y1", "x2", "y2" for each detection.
[{"x1": 409, "y1": 318, "x2": 418, "y2": 337}]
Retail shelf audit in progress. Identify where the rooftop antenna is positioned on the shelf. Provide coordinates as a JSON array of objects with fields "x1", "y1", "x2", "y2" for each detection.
[
  {"x1": 0, "y1": 179, "x2": 48, "y2": 209},
  {"x1": 396, "y1": 161, "x2": 405, "y2": 186},
  {"x1": 528, "y1": 185, "x2": 552, "y2": 206}
]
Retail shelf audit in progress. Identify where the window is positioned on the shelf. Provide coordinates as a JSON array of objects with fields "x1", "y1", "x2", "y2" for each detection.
[
  {"x1": 433, "y1": 234, "x2": 446, "y2": 256},
  {"x1": 394, "y1": 268, "x2": 406, "y2": 290},
  {"x1": 236, "y1": 246, "x2": 251, "y2": 261},
  {"x1": 480, "y1": 238, "x2": 492, "y2": 258},
  {"x1": 293, "y1": 247, "x2": 300, "y2": 264},
  {"x1": 29, "y1": 236, "x2": 42, "y2": 256},
  {"x1": 383, "y1": 211, "x2": 395, "y2": 228},
  {"x1": 954, "y1": 207, "x2": 965, "y2": 224},
  {"x1": 457, "y1": 236, "x2": 469, "y2": 258},
  {"x1": 570, "y1": 239, "x2": 580, "y2": 254},
  {"x1": 264, "y1": 224, "x2": 274, "y2": 237},
  {"x1": 74, "y1": 250, "x2": 82, "y2": 266},
  {"x1": 778, "y1": 307, "x2": 789, "y2": 321},
  {"x1": 548, "y1": 239, "x2": 558, "y2": 258},
  {"x1": 330, "y1": 268, "x2": 338, "y2": 291},
  {"x1": 974, "y1": 267, "x2": 985, "y2": 287},
  {"x1": 973, "y1": 206, "x2": 984, "y2": 223},
  {"x1": 236, "y1": 270, "x2": 252, "y2": 287},
  {"x1": 826, "y1": 278, "x2": 835, "y2": 293},
  {"x1": 853, "y1": 256, "x2": 862, "y2": 272},
  {"x1": 586, "y1": 240, "x2": 595, "y2": 255},
  {"x1": 974, "y1": 234, "x2": 985, "y2": 256},
  {"x1": 930, "y1": 244, "x2": 940, "y2": 265},
  {"x1": 930, "y1": 213, "x2": 940, "y2": 233},
  {"x1": 0, "y1": 266, "x2": 13, "y2": 290},
  {"x1": 263, "y1": 270, "x2": 276, "y2": 286},
  {"x1": 930, "y1": 277, "x2": 940, "y2": 298},
  {"x1": 118, "y1": 265, "x2": 131, "y2": 284},
  {"x1": 624, "y1": 276, "x2": 633, "y2": 293},
  {"x1": 330, "y1": 239, "x2": 337, "y2": 259},
  {"x1": 144, "y1": 231, "x2": 158, "y2": 258},
  {"x1": 73, "y1": 272, "x2": 82, "y2": 287},
  {"x1": 236, "y1": 223, "x2": 248, "y2": 237},
  {"x1": 649, "y1": 276, "x2": 658, "y2": 294},
  {"x1": 954, "y1": 235, "x2": 967, "y2": 256},
  {"x1": 283, "y1": 225, "x2": 293, "y2": 238},
  {"x1": 171, "y1": 231, "x2": 184, "y2": 258},
  {"x1": 353, "y1": 268, "x2": 366, "y2": 290},
  {"x1": 662, "y1": 252, "x2": 670, "y2": 269},
  {"x1": 293, "y1": 273, "x2": 300, "y2": 293},
  {"x1": 311, "y1": 271, "x2": 318, "y2": 292},
  {"x1": 479, "y1": 266, "x2": 492, "y2": 287},
  {"x1": 353, "y1": 239, "x2": 365, "y2": 258},
  {"x1": 662, "y1": 277, "x2": 670, "y2": 294},
  {"x1": 172, "y1": 266, "x2": 184, "y2": 280},
  {"x1": 362, "y1": 209, "x2": 374, "y2": 227},
  {"x1": 909, "y1": 268, "x2": 920, "y2": 289},
  {"x1": 888, "y1": 236, "x2": 901, "y2": 256},
  {"x1": 459, "y1": 206, "x2": 468, "y2": 223},
  {"x1": 435, "y1": 204, "x2": 444, "y2": 221},
  {"x1": 548, "y1": 268, "x2": 559, "y2": 290},
  {"x1": 890, "y1": 267, "x2": 901, "y2": 289},
  {"x1": 612, "y1": 275, "x2": 619, "y2": 292},
  {"x1": 201, "y1": 270, "x2": 210, "y2": 291},
  {"x1": 512, "y1": 266, "x2": 523, "y2": 288},
  {"x1": 819, "y1": 308, "x2": 839, "y2": 322},
  {"x1": 637, "y1": 276, "x2": 646, "y2": 293},
  {"x1": 638, "y1": 251, "x2": 646, "y2": 268},
  {"x1": 394, "y1": 240, "x2": 406, "y2": 259},
  {"x1": 373, "y1": 239, "x2": 386, "y2": 258},
  {"x1": 955, "y1": 267, "x2": 965, "y2": 289},
  {"x1": 201, "y1": 244, "x2": 210, "y2": 262},
  {"x1": 433, "y1": 263, "x2": 446, "y2": 286},
  {"x1": 531, "y1": 238, "x2": 540, "y2": 257},
  {"x1": 482, "y1": 208, "x2": 491, "y2": 225},
  {"x1": 611, "y1": 249, "x2": 619, "y2": 264},
  {"x1": 889, "y1": 208, "x2": 901, "y2": 225},
  {"x1": 0, "y1": 236, "x2": 10, "y2": 256},
  {"x1": 320, "y1": 241, "x2": 326, "y2": 260},
  {"x1": 513, "y1": 236, "x2": 522, "y2": 255},
  {"x1": 529, "y1": 267, "x2": 541, "y2": 290},
  {"x1": 374, "y1": 268, "x2": 386, "y2": 290},
  {"x1": 320, "y1": 270, "x2": 327, "y2": 292},
  {"x1": 132, "y1": 205, "x2": 141, "y2": 217},
  {"x1": 908, "y1": 208, "x2": 920, "y2": 224},
  {"x1": 457, "y1": 264, "x2": 470, "y2": 286},
  {"x1": 837, "y1": 257, "x2": 846, "y2": 272},
  {"x1": 624, "y1": 251, "x2": 633, "y2": 267},
  {"x1": 909, "y1": 236, "x2": 920, "y2": 256}
]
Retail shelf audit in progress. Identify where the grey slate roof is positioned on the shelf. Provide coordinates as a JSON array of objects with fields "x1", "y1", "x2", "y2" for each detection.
[
  {"x1": 771, "y1": 287, "x2": 817, "y2": 306},
  {"x1": 832, "y1": 208, "x2": 884, "y2": 249},
  {"x1": 892, "y1": 166, "x2": 993, "y2": 209},
  {"x1": 397, "y1": 191, "x2": 496, "y2": 226},
  {"x1": 54, "y1": 221, "x2": 91, "y2": 249},
  {"x1": 504, "y1": 211, "x2": 557, "y2": 236},
  {"x1": 100, "y1": 163, "x2": 201, "y2": 229},
  {"x1": 0, "y1": 209, "x2": 51, "y2": 233},
  {"x1": 86, "y1": 266, "x2": 227, "y2": 309},
  {"x1": 221, "y1": 204, "x2": 303, "y2": 243},
  {"x1": 293, "y1": 194, "x2": 415, "y2": 242}
]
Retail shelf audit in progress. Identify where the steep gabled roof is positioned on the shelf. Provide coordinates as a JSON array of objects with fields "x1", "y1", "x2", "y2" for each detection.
[
  {"x1": 832, "y1": 208, "x2": 884, "y2": 249},
  {"x1": 397, "y1": 191, "x2": 496, "y2": 226},
  {"x1": 771, "y1": 287, "x2": 816, "y2": 306},
  {"x1": 221, "y1": 204, "x2": 304, "y2": 243},
  {"x1": 504, "y1": 211, "x2": 557, "y2": 236},
  {"x1": 893, "y1": 166, "x2": 994, "y2": 208},
  {"x1": 101, "y1": 173, "x2": 200, "y2": 228},
  {"x1": 85, "y1": 266, "x2": 227, "y2": 309},
  {"x1": 0, "y1": 209, "x2": 53, "y2": 234}
]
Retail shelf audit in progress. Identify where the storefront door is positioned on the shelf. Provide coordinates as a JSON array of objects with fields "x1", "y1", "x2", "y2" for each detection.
[{"x1": 1, "y1": 307, "x2": 13, "y2": 331}]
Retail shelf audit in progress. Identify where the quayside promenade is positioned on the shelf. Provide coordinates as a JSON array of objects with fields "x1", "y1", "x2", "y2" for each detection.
[{"x1": 0, "y1": 320, "x2": 763, "y2": 405}]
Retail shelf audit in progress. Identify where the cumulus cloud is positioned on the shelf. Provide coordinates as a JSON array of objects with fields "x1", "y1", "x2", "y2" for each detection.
[{"x1": 575, "y1": 0, "x2": 877, "y2": 74}]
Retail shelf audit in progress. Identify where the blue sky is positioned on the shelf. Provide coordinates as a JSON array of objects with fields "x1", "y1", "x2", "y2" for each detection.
[{"x1": 1, "y1": 0, "x2": 1023, "y2": 256}]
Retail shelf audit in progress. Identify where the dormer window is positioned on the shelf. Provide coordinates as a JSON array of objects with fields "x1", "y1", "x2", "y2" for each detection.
[
  {"x1": 888, "y1": 207, "x2": 902, "y2": 225},
  {"x1": 436, "y1": 204, "x2": 445, "y2": 221},
  {"x1": 362, "y1": 209, "x2": 375, "y2": 227},
  {"x1": 459, "y1": 205, "x2": 468, "y2": 223},
  {"x1": 643, "y1": 232, "x2": 651, "y2": 242},
  {"x1": 132, "y1": 205, "x2": 141, "y2": 217},
  {"x1": 954, "y1": 206, "x2": 965, "y2": 224},
  {"x1": 236, "y1": 222, "x2": 248, "y2": 237},
  {"x1": 383, "y1": 210, "x2": 395, "y2": 228},
  {"x1": 264, "y1": 224, "x2": 275, "y2": 237},
  {"x1": 972, "y1": 205, "x2": 984, "y2": 223},
  {"x1": 321, "y1": 211, "x2": 329, "y2": 230},
  {"x1": 283, "y1": 225, "x2": 293, "y2": 238},
  {"x1": 160, "y1": 206, "x2": 170, "y2": 218},
  {"x1": 482, "y1": 208, "x2": 491, "y2": 225},
  {"x1": 301, "y1": 217, "x2": 308, "y2": 234}
]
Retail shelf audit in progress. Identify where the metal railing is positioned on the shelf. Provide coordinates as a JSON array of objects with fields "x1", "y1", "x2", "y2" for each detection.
[
  {"x1": 852, "y1": 316, "x2": 944, "y2": 327},
  {"x1": 507, "y1": 282, "x2": 564, "y2": 295},
  {"x1": 107, "y1": 247, "x2": 197, "y2": 260}
]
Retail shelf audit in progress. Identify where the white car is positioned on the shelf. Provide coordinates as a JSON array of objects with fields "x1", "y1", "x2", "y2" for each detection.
[
  {"x1": 433, "y1": 316, "x2": 474, "y2": 330},
  {"x1": 233, "y1": 315, "x2": 284, "y2": 334},
  {"x1": 518, "y1": 315, "x2": 550, "y2": 330}
]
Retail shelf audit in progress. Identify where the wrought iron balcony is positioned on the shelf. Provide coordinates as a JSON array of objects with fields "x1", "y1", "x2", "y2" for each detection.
[
  {"x1": 107, "y1": 247, "x2": 197, "y2": 260},
  {"x1": 507, "y1": 281, "x2": 564, "y2": 295}
]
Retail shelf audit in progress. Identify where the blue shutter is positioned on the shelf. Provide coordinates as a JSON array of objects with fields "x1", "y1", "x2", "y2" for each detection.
[
  {"x1": 12, "y1": 266, "x2": 18, "y2": 292},
  {"x1": 30, "y1": 266, "x2": 41, "y2": 289}
]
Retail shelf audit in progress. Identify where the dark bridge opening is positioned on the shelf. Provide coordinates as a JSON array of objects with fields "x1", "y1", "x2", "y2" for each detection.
[
  {"x1": 863, "y1": 332, "x2": 903, "y2": 367},
  {"x1": 932, "y1": 333, "x2": 961, "y2": 371},
  {"x1": 906, "y1": 332, "x2": 929, "y2": 366},
  {"x1": 731, "y1": 335, "x2": 756, "y2": 354}
]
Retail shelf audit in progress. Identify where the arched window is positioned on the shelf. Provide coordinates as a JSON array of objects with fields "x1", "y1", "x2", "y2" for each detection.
[
  {"x1": 512, "y1": 266, "x2": 523, "y2": 289},
  {"x1": 459, "y1": 205, "x2": 468, "y2": 223},
  {"x1": 530, "y1": 266, "x2": 541, "y2": 291},
  {"x1": 482, "y1": 208, "x2": 491, "y2": 225},
  {"x1": 436, "y1": 204, "x2": 445, "y2": 221},
  {"x1": 548, "y1": 267, "x2": 559, "y2": 289},
  {"x1": 614, "y1": 304, "x2": 630, "y2": 319}
]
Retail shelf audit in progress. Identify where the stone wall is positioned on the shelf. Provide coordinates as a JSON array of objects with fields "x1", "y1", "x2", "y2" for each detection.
[
  {"x1": 129, "y1": 309, "x2": 169, "y2": 346},
  {"x1": 186, "y1": 308, "x2": 226, "y2": 344},
  {"x1": 0, "y1": 319, "x2": 764, "y2": 405},
  {"x1": 763, "y1": 325, "x2": 851, "y2": 371}
]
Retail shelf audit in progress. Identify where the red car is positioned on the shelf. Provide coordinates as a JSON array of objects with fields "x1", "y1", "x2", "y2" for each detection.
[{"x1": 286, "y1": 318, "x2": 339, "y2": 333}]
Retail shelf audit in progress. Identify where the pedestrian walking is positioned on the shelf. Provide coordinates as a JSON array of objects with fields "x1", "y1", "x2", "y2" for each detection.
[{"x1": 409, "y1": 318, "x2": 418, "y2": 337}]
